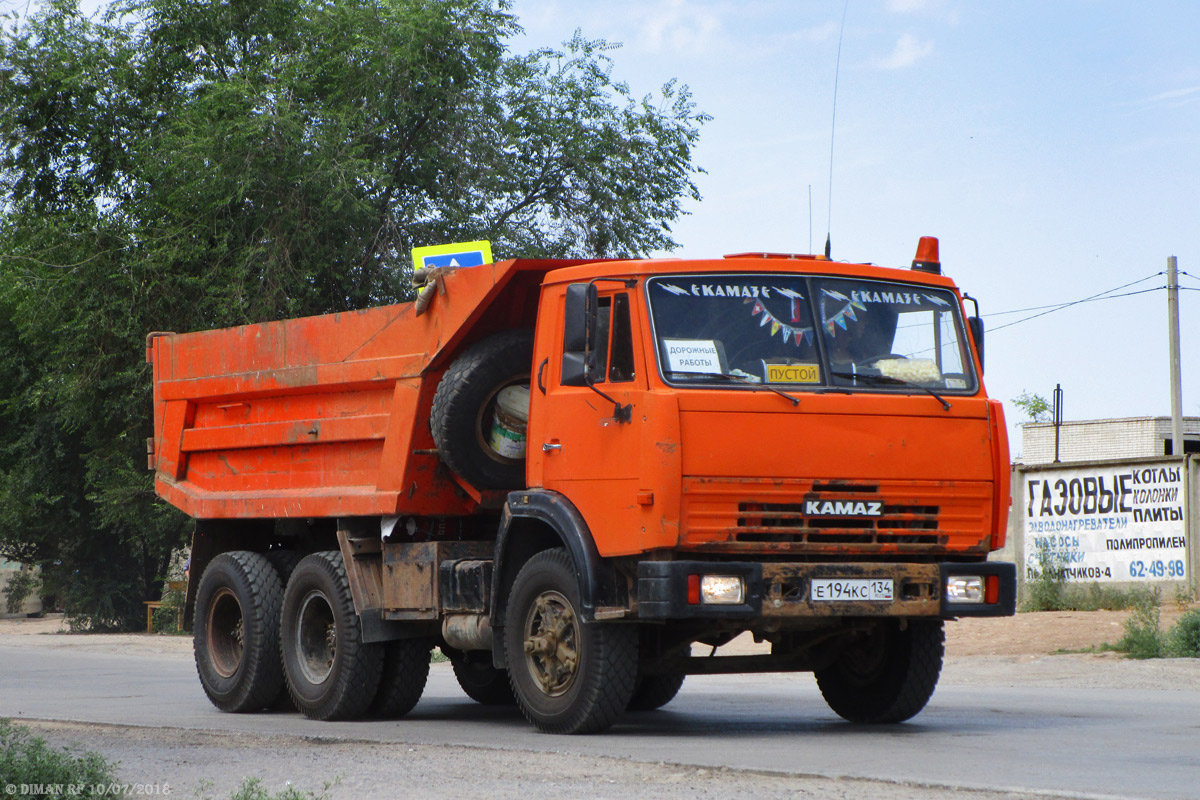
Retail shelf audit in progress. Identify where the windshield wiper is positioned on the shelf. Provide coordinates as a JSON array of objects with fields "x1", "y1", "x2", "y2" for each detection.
[
  {"x1": 666, "y1": 371, "x2": 800, "y2": 407},
  {"x1": 831, "y1": 371, "x2": 952, "y2": 411}
]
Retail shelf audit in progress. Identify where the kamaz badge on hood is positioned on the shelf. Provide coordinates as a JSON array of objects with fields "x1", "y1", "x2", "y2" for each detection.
[{"x1": 805, "y1": 500, "x2": 883, "y2": 517}]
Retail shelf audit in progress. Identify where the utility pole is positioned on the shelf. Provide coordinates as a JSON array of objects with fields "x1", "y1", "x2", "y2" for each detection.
[
  {"x1": 1167, "y1": 256, "x2": 1183, "y2": 456},
  {"x1": 1053, "y1": 383, "x2": 1063, "y2": 463}
]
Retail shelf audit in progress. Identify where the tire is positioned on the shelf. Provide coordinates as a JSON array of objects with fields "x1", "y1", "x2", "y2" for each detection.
[
  {"x1": 369, "y1": 639, "x2": 432, "y2": 719},
  {"x1": 265, "y1": 549, "x2": 302, "y2": 584},
  {"x1": 193, "y1": 551, "x2": 285, "y2": 713},
  {"x1": 627, "y1": 672, "x2": 686, "y2": 711},
  {"x1": 263, "y1": 550, "x2": 303, "y2": 712},
  {"x1": 447, "y1": 649, "x2": 516, "y2": 706},
  {"x1": 430, "y1": 329, "x2": 534, "y2": 490},
  {"x1": 815, "y1": 619, "x2": 944, "y2": 724},
  {"x1": 281, "y1": 551, "x2": 383, "y2": 721},
  {"x1": 504, "y1": 549, "x2": 637, "y2": 734}
]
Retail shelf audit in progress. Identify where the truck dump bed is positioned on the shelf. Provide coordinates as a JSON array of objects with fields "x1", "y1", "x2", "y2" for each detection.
[{"x1": 148, "y1": 260, "x2": 569, "y2": 519}]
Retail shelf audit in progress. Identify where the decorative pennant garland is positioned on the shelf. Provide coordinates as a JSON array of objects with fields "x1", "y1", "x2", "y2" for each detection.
[
  {"x1": 746, "y1": 298, "x2": 814, "y2": 346},
  {"x1": 820, "y1": 289, "x2": 867, "y2": 338}
]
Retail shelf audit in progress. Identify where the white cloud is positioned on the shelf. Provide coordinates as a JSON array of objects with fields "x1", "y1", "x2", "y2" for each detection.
[
  {"x1": 1141, "y1": 86, "x2": 1200, "y2": 105},
  {"x1": 886, "y1": 0, "x2": 931, "y2": 11},
  {"x1": 637, "y1": 0, "x2": 723, "y2": 54},
  {"x1": 778, "y1": 21, "x2": 841, "y2": 46},
  {"x1": 873, "y1": 33, "x2": 934, "y2": 70}
]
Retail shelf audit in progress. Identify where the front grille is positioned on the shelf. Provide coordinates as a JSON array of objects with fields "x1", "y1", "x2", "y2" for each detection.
[
  {"x1": 734, "y1": 501, "x2": 940, "y2": 544},
  {"x1": 681, "y1": 478, "x2": 991, "y2": 555},
  {"x1": 736, "y1": 500, "x2": 941, "y2": 545}
]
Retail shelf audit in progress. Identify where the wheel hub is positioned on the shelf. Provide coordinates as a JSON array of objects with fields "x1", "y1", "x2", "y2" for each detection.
[
  {"x1": 522, "y1": 591, "x2": 579, "y2": 696},
  {"x1": 206, "y1": 587, "x2": 245, "y2": 679},
  {"x1": 296, "y1": 590, "x2": 337, "y2": 686}
]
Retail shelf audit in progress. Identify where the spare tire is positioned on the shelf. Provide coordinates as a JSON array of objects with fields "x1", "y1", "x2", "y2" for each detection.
[{"x1": 431, "y1": 329, "x2": 534, "y2": 490}]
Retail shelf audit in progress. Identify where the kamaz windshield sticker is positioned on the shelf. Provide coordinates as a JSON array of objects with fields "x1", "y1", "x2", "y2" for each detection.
[
  {"x1": 663, "y1": 339, "x2": 723, "y2": 374},
  {"x1": 848, "y1": 288, "x2": 943, "y2": 307},
  {"x1": 659, "y1": 282, "x2": 780, "y2": 299}
]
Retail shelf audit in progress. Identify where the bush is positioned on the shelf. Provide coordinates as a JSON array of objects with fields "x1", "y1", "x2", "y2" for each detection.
[
  {"x1": 230, "y1": 777, "x2": 332, "y2": 800},
  {"x1": 3, "y1": 568, "x2": 39, "y2": 614},
  {"x1": 1022, "y1": 541, "x2": 1067, "y2": 611},
  {"x1": 151, "y1": 587, "x2": 186, "y2": 635},
  {"x1": 0, "y1": 720, "x2": 116, "y2": 797},
  {"x1": 1115, "y1": 589, "x2": 1166, "y2": 659},
  {"x1": 1166, "y1": 609, "x2": 1200, "y2": 658},
  {"x1": 1022, "y1": 540, "x2": 1165, "y2": 613}
]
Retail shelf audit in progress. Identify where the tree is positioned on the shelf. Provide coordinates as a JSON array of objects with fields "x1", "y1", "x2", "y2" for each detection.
[
  {"x1": 1012, "y1": 390, "x2": 1052, "y2": 424},
  {"x1": 0, "y1": 0, "x2": 708, "y2": 629}
]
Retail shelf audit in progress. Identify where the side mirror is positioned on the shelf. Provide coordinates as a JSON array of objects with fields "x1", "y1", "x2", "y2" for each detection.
[
  {"x1": 968, "y1": 316, "x2": 984, "y2": 373},
  {"x1": 562, "y1": 283, "x2": 599, "y2": 387}
]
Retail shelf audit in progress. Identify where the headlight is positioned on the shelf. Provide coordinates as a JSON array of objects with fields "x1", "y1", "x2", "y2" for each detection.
[
  {"x1": 700, "y1": 575, "x2": 745, "y2": 605},
  {"x1": 945, "y1": 575, "x2": 984, "y2": 604}
]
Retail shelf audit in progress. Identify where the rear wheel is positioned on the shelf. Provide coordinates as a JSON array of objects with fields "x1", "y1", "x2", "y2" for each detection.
[
  {"x1": 263, "y1": 550, "x2": 302, "y2": 711},
  {"x1": 448, "y1": 649, "x2": 516, "y2": 706},
  {"x1": 815, "y1": 619, "x2": 944, "y2": 723},
  {"x1": 370, "y1": 639, "x2": 432, "y2": 719},
  {"x1": 504, "y1": 549, "x2": 637, "y2": 734},
  {"x1": 281, "y1": 551, "x2": 383, "y2": 720},
  {"x1": 193, "y1": 551, "x2": 284, "y2": 713}
]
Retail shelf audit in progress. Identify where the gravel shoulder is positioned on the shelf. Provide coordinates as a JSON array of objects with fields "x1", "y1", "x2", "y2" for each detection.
[{"x1": 3, "y1": 720, "x2": 1052, "y2": 800}]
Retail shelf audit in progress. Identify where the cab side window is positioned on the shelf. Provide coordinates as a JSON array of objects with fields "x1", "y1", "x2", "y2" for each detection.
[
  {"x1": 559, "y1": 292, "x2": 635, "y2": 385},
  {"x1": 608, "y1": 294, "x2": 635, "y2": 382}
]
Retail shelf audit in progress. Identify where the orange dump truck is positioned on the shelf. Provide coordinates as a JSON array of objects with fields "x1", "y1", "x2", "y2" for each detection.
[{"x1": 149, "y1": 238, "x2": 1015, "y2": 733}]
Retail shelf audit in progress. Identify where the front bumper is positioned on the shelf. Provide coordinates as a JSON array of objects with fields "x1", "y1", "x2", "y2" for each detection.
[{"x1": 636, "y1": 560, "x2": 1016, "y2": 620}]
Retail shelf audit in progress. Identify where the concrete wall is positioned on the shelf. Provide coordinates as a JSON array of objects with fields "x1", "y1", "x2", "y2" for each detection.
[
  {"x1": 0, "y1": 560, "x2": 43, "y2": 616},
  {"x1": 1007, "y1": 456, "x2": 1197, "y2": 597},
  {"x1": 1021, "y1": 417, "x2": 1200, "y2": 465}
]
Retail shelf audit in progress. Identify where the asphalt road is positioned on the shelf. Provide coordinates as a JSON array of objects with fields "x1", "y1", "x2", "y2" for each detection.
[{"x1": 1, "y1": 638, "x2": 1198, "y2": 800}]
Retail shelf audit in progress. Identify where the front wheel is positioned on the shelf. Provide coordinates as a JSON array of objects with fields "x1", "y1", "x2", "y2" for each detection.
[
  {"x1": 504, "y1": 549, "x2": 637, "y2": 734},
  {"x1": 815, "y1": 619, "x2": 944, "y2": 724},
  {"x1": 281, "y1": 551, "x2": 383, "y2": 720}
]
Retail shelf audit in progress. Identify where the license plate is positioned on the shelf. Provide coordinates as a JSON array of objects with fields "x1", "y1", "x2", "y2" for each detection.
[{"x1": 811, "y1": 578, "x2": 894, "y2": 602}]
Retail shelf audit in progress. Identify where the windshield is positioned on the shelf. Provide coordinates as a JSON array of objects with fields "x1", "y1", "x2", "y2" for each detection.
[{"x1": 646, "y1": 274, "x2": 977, "y2": 394}]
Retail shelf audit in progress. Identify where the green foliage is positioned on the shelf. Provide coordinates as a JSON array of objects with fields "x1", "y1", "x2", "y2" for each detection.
[
  {"x1": 1022, "y1": 539, "x2": 1067, "y2": 611},
  {"x1": 1012, "y1": 390, "x2": 1052, "y2": 423},
  {"x1": 0, "y1": 720, "x2": 116, "y2": 797},
  {"x1": 229, "y1": 777, "x2": 333, "y2": 800},
  {"x1": 1166, "y1": 609, "x2": 1200, "y2": 658},
  {"x1": 1115, "y1": 589, "x2": 1164, "y2": 659},
  {"x1": 1022, "y1": 541, "x2": 1152, "y2": 613},
  {"x1": 0, "y1": 0, "x2": 706, "y2": 629},
  {"x1": 151, "y1": 585, "x2": 185, "y2": 634},
  {"x1": 3, "y1": 568, "x2": 39, "y2": 614}
]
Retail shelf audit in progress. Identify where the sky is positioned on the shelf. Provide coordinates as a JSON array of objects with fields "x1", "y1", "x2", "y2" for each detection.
[
  {"x1": 510, "y1": 0, "x2": 1200, "y2": 453},
  {"x1": 23, "y1": 0, "x2": 1200, "y2": 454}
]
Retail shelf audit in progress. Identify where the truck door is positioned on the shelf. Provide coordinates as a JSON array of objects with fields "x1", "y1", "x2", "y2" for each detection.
[{"x1": 529, "y1": 288, "x2": 653, "y2": 556}]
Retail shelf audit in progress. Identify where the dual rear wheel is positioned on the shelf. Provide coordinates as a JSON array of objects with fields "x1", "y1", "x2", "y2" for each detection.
[{"x1": 193, "y1": 550, "x2": 430, "y2": 720}]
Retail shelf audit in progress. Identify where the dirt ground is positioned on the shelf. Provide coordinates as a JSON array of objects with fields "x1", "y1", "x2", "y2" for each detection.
[{"x1": 1, "y1": 605, "x2": 1194, "y2": 657}]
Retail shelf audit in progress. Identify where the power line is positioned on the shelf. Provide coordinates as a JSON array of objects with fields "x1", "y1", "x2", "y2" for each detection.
[
  {"x1": 986, "y1": 272, "x2": 1162, "y2": 317},
  {"x1": 988, "y1": 282, "x2": 1165, "y2": 333}
]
